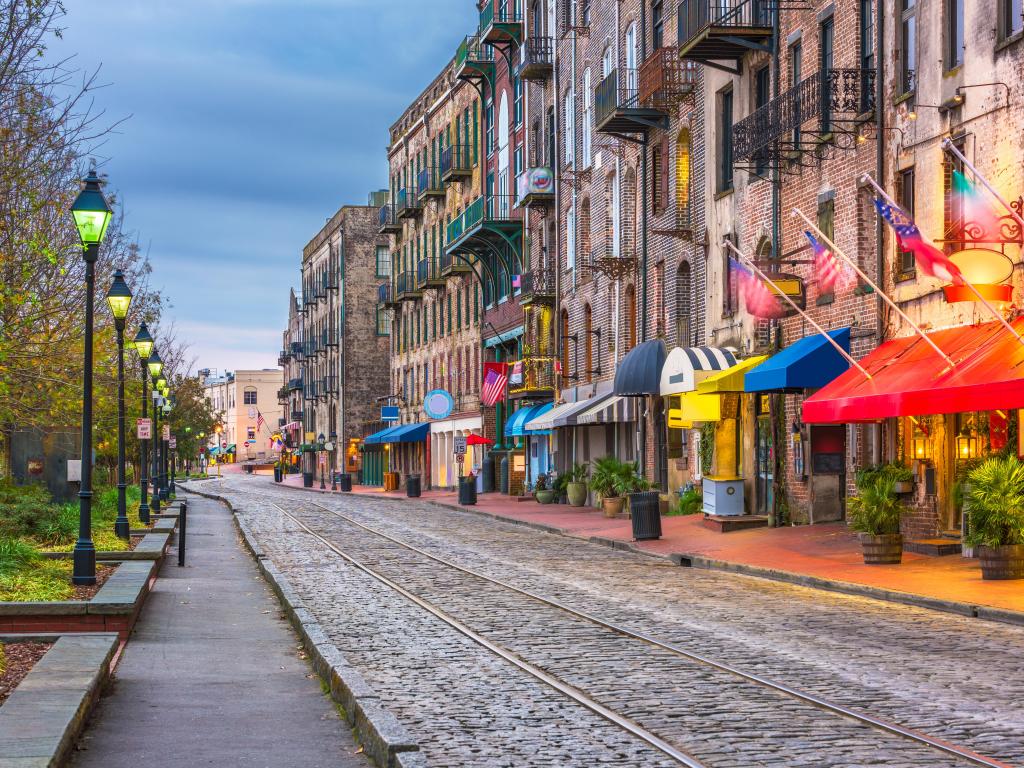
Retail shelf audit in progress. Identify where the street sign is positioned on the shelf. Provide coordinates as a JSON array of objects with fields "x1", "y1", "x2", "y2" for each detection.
[
  {"x1": 169, "y1": 437, "x2": 177, "y2": 450},
  {"x1": 136, "y1": 418, "x2": 152, "y2": 440},
  {"x1": 162, "y1": 425, "x2": 170, "y2": 441},
  {"x1": 454, "y1": 435, "x2": 467, "y2": 455},
  {"x1": 456, "y1": 454, "x2": 465, "y2": 464},
  {"x1": 221, "y1": 441, "x2": 228, "y2": 449}
]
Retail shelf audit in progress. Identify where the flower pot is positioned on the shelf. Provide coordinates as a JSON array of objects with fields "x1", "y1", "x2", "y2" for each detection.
[
  {"x1": 536, "y1": 489, "x2": 556, "y2": 505},
  {"x1": 859, "y1": 533, "x2": 903, "y2": 565},
  {"x1": 601, "y1": 496, "x2": 625, "y2": 518},
  {"x1": 892, "y1": 480, "x2": 913, "y2": 494},
  {"x1": 978, "y1": 544, "x2": 1024, "y2": 580},
  {"x1": 566, "y1": 482, "x2": 588, "y2": 507}
]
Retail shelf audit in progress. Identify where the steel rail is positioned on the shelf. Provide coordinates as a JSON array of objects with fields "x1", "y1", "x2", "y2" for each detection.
[
  {"x1": 268, "y1": 500, "x2": 706, "y2": 768},
  {"x1": 284, "y1": 494, "x2": 1014, "y2": 768}
]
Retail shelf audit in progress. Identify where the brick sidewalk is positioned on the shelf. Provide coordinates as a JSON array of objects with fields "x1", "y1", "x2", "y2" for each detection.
[{"x1": 268, "y1": 471, "x2": 1023, "y2": 619}]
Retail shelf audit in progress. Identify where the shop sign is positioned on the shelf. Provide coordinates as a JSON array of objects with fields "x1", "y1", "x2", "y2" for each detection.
[
  {"x1": 169, "y1": 437, "x2": 177, "y2": 450},
  {"x1": 136, "y1": 418, "x2": 152, "y2": 440},
  {"x1": 162, "y1": 425, "x2": 170, "y2": 441},
  {"x1": 759, "y1": 394, "x2": 771, "y2": 416},
  {"x1": 381, "y1": 405, "x2": 400, "y2": 422},
  {"x1": 667, "y1": 409, "x2": 692, "y2": 430},
  {"x1": 424, "y1": 389, "x2": 454, "y2": 420}
]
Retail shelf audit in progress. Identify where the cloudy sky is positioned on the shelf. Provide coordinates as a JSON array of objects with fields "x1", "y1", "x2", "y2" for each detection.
[{"x1": 53, "y1": 0, "x2": 476, "y2": 372}]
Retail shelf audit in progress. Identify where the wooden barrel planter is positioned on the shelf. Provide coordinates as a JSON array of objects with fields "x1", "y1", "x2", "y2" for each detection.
[
  {"x1": 859, "y1": 533, "x2": 903, "y2": 564},
  {"x1": 978, "y1": 544, "x2": 1024, "y2": 580}
]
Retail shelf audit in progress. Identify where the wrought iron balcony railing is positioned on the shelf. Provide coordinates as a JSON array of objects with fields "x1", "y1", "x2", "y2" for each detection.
[
  {"x1": 417, "y1": 167, "x2": 444, "y2": 199},
  {"x1": 519, "y1": 266, "x2": 556, "y2": 305},
  {"x1": 455, "y1": 35, "x2": 494, "y2": 73},
  {"x1": 396, "y1": 187, "x2": 420, "y2": 218},
  {"x1": 508, "y1": 357, "x2": 556, "y2": 395},
  {"x1": 678, "y1": 0, "x2": 773, "y2": 56},
  {"x1": 416, "y1": 257, "x2": 444, "y2": 288},
  {"x1": 395, "y1": 270, "x2": 419, "y2": 300},
  {"x1": 733, "y1": 68, "x2": 876, "y2": 163},
  {"x1": 287, "y1": 377, "x2": 304, "y2": 392},
  {"x1": 378, "y1": 282, "x2": 394, "y2": 305},
  {"x1": 277, "y1": 386, "x2": 288, "y2": 403},
  {"x1": 378, "y1": 203, "x2": 400, "y2": 233},
  {"x1": 518, "y1": 37, "x2": 553, "y2": 80},
  {"x1": 440, "y1": 144, "x2": 473, "y2": 182},
  {"x1": 596, "y1": 68, "x2": 637, "y2": 126},
  {"x1": 480, "y1": 0, "x2": 522, "y2": 33},
  {"x1": 290, "y1": 409, "x2": 303, "y2": 422},
  {"x1": 638, "y1": 48, "x2": 697, "y2": 112},
  {"x1": 446, "y1": 195, "x2": 516, "y2": 245}
]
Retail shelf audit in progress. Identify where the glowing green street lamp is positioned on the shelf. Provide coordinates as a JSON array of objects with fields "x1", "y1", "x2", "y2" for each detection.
[
  {"x1": 105, "y1": 271, "x2": 133, "y2": 540},
  {"x1": 70, "y1": 168, "x2": 113, "y2": 586},
  {"x1": 133, "y1": 323, "x2": 154, "y2": 524}
]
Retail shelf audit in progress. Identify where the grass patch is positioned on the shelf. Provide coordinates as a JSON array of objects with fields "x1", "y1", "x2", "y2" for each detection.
[{"x1": 0, "y1": 559, "x2": 74, "y2": 602}]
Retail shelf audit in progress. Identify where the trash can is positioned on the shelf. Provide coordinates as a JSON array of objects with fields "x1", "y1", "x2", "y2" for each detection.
[
  {"x1": 629, "y1": 491, "x2": 662, "y2": 540},
  {"x1": 303, "y1": 471, "x2": 314, "y2": 488},
  {"x1": 458, "y1": 476, "x2": 477, "y2": 506},
  {"x1": 273, "y1": 466, "x2": 282, "y2": 483},
  {"x1": 338, "y1": 473, "x2": 352, "y2": 492},
  {"x1": 406, "y1": 474, "x2": 421, "y2": 498}
]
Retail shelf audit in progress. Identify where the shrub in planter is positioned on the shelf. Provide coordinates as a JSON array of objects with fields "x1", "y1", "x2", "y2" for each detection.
[
  {"x1": 589, "y1": 456, "x2": 633, "y2": 518},
  {"x1": 667, "y1": 486, "x2": 703, "y2": 516},
  {"x1": 965, "y1": 456, "x2": 1024, "y2": 580},
  {"x1": 848, "y1": 474, "x2": 904, "y2": 564},
  {"x1": 534, "y1": 474, "x2": 556, "y2": 505},
  {"x1": 565, "y1": 463, "x2": 590, "y2": 507}
]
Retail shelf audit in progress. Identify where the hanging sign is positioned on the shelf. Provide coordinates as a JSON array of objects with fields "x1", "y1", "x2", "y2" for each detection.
[
  {"x1": 169, "y1": 437, "x2": 177, "y2": 450},
  {"x1": 424, "y1": 389, "x2": 455, "y2": 420},
  {"x1": 136, "y1": 418, "x2": 152, "y2": 440},
  {"x1": 381, "y1": 405, "x2": 400, "y2": 422},
  {"x1": 162, "y1": 425, "x2": 171, "y2": 441}
]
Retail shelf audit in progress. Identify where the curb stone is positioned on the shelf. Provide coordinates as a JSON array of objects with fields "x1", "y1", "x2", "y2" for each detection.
[{"x1": 182, "y1": 489, "x2": 422, "y2": 768}]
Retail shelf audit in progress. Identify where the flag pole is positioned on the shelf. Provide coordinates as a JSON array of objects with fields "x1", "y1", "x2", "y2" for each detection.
[
  {"x1": 722, "y1": 240, "x2": 872, "y2": 380},
  {"x1": 941, "y1": 138, "x2": 1024, "y2": 234},
  {"x1": 861, "y1": 173, "x2": 1024, "y2": 348},
  {"x1": 791, "y1": 208, "x2": 957, "y2": 369}
]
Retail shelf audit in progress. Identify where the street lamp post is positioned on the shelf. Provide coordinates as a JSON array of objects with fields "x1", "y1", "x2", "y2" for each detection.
[
  {"x1": 318, "y1": 433, "x2": 326, "y2": 490},
  {"x1": 166, "y1": 395, "x2": 175, "y2": 495},
  {"x1": 70, "y1": 168, "x2": 113, "y2": 586},
  {"x1": 151, "y1": 376, "x2": 163, "y2": 516},
  {"x1": 134, "y1": 325, "x2": 154, "y2": 525},
  {"x1": 330, "y1": 432, "x2": 338, "y2": 491},
  {"x1": 160, "y1": 389, "x2": 171, "y2": 500},
  {"x1": 106, "y1": 271, "x2": 133, "y2": 540}
]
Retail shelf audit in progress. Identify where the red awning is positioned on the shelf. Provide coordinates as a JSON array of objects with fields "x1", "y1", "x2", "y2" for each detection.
[{"x1": 802, "y1": 318, "x2": 1024, "y2": 423}]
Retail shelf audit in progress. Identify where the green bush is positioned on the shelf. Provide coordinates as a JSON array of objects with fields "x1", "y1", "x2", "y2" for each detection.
[
  {"x1": 0, "y1": 538, "x2": 41, "y2": 577},
  {"x1": 855, "y1": 461, "x2": 912, "y2": 489},
  {"x1": 847, "y1": 474, "x2": 903, "y2": 536},
  {"x1": 588, "y1": 457, "x2": 650, "y2": 499},
  {"x1": 965, "y1": 455, "x2": 1024, "y2": 548},
  {"x1": 667, "y1": 487, "x2": 703, "y2": 516}
]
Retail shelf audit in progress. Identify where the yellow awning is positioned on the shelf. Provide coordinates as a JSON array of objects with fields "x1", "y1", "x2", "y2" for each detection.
[
  {"x1": 668, "y1": 391, "x2": 721, "y2": 426},
  {"x1": 697, "y1": 356, "x2": 767, "y2": 394}
]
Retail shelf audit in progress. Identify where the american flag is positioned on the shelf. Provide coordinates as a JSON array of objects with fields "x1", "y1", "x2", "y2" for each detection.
[
  {"x1": 729, "y1": 258, "x2": 786, "y2": 319},
  {"x1": 256, "y1": 411, "x2": 265, "y2": 433},
  {"x1": 481, "y1": 363, "x2": 508, "y2": 407},
  {"x1": 512, "y1": 274, "x2": 522, "y2": 289},
  {"x1": 804, "y1": 230, "x2": 846, "y2": 294},
  {"x1": 873, "y1": 198, "x2": 963, "y2": 284}
]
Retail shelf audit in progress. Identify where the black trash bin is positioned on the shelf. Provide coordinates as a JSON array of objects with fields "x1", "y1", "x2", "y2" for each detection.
[
  {"x1": 629, "y1": 491, "x2": 662, "y2": 540},
  {"x1": 302, "y1": 471, "x2": 314, "y2": 488},
  {"x1": 406, "y1": 474, "x2": 421, "y2": 498},
  {"x1": 458, "y1": 476, "x2": 477, "y2": 506},
  {"x1": 273, "y1": 466, "x2": 282, "y2": 483},
  {"x1": 338, "y1": 473, "x2": 352, "y2": 492}
]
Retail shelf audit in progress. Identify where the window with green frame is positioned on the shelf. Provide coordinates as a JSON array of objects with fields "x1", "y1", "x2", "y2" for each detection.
[
  {"x1": 375, "y1": 307, "x2": 390, "y2": 336},
  {"x1": 447, "y1": 294, "x2": 452, "y2": 334},
  {"x1": 375, "y1": 245, "x2": 390, "y2": 278},
  {"x1": 415, "y1": 311, "x2": 421, "y2": 347},
  {"x1": 485, "y1": 102, "x2": 494, "y2": 155},
  {"x1": 431, "y1": 301, "x2": 437, "y2": 339},
  {"x1": 514, "y1": 76, "x2": 523, "y2": 126}
]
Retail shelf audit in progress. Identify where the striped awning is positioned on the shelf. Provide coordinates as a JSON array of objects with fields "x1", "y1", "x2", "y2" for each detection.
[
  {"x1": 575, "y1": 396, "x2": 638, "y2": 425},
  {"x1": 282, "y1": 421, "x2": 302, "y2": 431},
  {"x1": 525, "y1": 394, "x2": 609, "y2": 431},
  {"x1": 660, "y1": 346, "x2": 738, "y2": 396}
]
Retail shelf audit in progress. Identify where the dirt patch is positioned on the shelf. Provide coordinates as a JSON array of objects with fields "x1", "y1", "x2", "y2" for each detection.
[
  {"x1": 71, "y1": 563, "x2": 116, "y2": 601},
  {"x1": 128, "y1": 535, "x2": 143, "y2": 550},
  {"x1": 0, "y1": 642, "x2": 52, "y2": 707}
]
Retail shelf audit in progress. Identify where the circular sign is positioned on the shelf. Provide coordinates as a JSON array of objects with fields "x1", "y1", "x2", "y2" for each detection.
[
  {"x1": 423, "y1": 389, "x2": 454, "y2": 420},
  {"x1": 324, "y1": 441, "x2": 335, "y2": 452}
]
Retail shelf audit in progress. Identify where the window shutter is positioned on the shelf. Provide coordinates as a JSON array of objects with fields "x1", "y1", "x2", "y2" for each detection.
[{"x1": 660, "y1": 136, "x2": 670, "y2": 214}]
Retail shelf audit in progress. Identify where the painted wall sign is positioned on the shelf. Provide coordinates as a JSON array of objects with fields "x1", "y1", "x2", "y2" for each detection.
[
  {"x1": 381, "y1": 405, "x2": 400, "y2": 422},
  {"x1": 424, "y1": 389, "x2": 454, "y2": 420}
]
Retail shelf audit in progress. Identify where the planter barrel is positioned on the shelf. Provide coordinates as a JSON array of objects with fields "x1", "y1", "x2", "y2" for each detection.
[
  {"x1": 860, "y1": 533, "x2": 903, "y2": 564},
  {"x1": 566, "y1": 482, "x2": 588, "y2": 507},
  {"x1": 979, "y1": 544, "x2": 1024, "y2": 580},
  {"x1": 629, "y1": 491, "x2": 662, "y2": 540},
  {"x1": 601, "y1": 496, "x2": 625, "y2": 518}
]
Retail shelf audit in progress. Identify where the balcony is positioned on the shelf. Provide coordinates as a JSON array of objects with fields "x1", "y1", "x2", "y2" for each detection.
[
  {"x1": 396, "y1": 187, "x2": 421, "y2": 219},
  {"x1": 440, "y1": 144, "x2": 473, "y2": 183},
  {"x1": 677, "y1": 0, "x2": 773, "y2": 69},
  {"x1": 446, "y1": 195, "x2": 519, "y2": 254},
  {"x1": 290, "y1": 340, "x2": 304, "y2": 358},
  {"x1": 395, "y1": 270, "x2": 421, "y2": 302},
  {"x1": 439, "y1": 249, "x2": 472, "y2": 278},
  {"x1": 732, "y1": 69, "x2": 876, "y2": 165},
  {"x1": 508, "y1": 357, "x2": 556, "y2": 399},
  {"x1": 378, "y1": 281, "x2": 399, "y2": 310},
  {"x1": 639, "y1": 48, "x2": 697, "y2": 113},
  {"x1": 277, "y1": 386, "x2": 288, "y2": 404},
  {"x1": 416, "y1": 257, "x2": 445, "y2": 289},
  {"x1": 595, "y1": 68, "x2": 670, "y2": 136},
  {"x1": 378, "y1": 203, "x2": 401, "y2": 234},
  {"x1": 515, "y1": 167, "x2": 554, "y2": 207},
  {"x1": 277, "y1": 349, "x2": 291, "y2": 367},
  {"x1": 518, "y1": 37, "x2": 553, "y2": 81},
  {"x1": 290, "y1": 409, "x2": 303, "y2": 422},
  {"x1": 304, "y1": 381, "x2": 320, "y2": 401},
  {"x1": 454, "y1": 35, "x2": 494, "y2": 84},
  {"x1": 518, "y1": 266, "x2": 556, "y2": 306},
  {"x1": 417, "y1": 167, "x2": 444, "y2": 200},
  {"x1": 479, "y1": 0, "x2": 523, "y2": 46},
  {"x1": 324, "y1": 375, "x2": 339, "y2": 396},
  {"x1": 287, "y1": 377, "x2": 304, "y2": 392},
  {"x1": 325, "y1": 268, "x2": 339, "y2": 290},
  {"x1": 323, "y1": 328, "x2": 339, "y2": 348}
]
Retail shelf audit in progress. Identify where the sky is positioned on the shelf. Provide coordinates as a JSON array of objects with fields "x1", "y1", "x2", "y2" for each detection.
[{"x1": 51, "y1": 0, "x2": 477, "y2": 373}]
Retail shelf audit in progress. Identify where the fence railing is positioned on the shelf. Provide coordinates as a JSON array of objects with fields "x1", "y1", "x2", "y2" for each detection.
[
  {"x1": 480, "y1": 0, "x2": 522, "y2": 29},
  {"x1": 678, "y1": 0, "x2": 772, "y2": 48},
  {"x1": 638, "y1": 48, "x2": 697, "y2": 111},
  {"x1": 440, "y1": 144, "x2": 473, "y2": 179},
  {"x1": 417, "y1": 167, "x2": 443, "y2": 198}
]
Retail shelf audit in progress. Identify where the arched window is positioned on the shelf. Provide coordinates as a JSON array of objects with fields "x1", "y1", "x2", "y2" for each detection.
[
  {"x1": 560, "y1": 308, "x2": 570, "y2": 380},
  {"x1": 623, "y1": 166, "x2": 637, "y2": 258},
  {"x1": 625, "y1": 284, "x2": 637, "y2": 351},
  {"x1": 579, "y1": 198, "x2": 592, "y2": 266},
  {"x1": 675, "y1": 261, "x2": 691, "y2": 346},
  {"x1": 582, "y1": 68, "x2": 592, "y2": 167},
  {"x1": 676, "y1": 127, "x2": 691, "y2": 229},
  {"x1": 584, "y1": 304, "x2": 593, "y2": 383}
]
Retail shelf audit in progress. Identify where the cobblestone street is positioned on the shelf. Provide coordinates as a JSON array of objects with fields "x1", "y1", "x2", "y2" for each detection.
[{"x1": 199, "y1": 476, "x2": 1024, "y2": 767}]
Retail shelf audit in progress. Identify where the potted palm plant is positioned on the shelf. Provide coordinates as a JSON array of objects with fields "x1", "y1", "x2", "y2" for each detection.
[
  {"x1": 565, "y1": 463, "x2": 589, "y2": 507},
  {"x1": 965, "y1": 456, "x2": 1024, "y2": 580},
  {"x1": 590, "y1": 456, "x2": 627, "y2": 517},
  {"x1": 847, "y1": 473, "x2": 904, "y2": 564}
]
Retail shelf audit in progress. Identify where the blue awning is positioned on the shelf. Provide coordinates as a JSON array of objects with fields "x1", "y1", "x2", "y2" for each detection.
[
  {"x1": 614, "y1": 339, "x2": 668, "y2": 396},
  {"x1": 382, "y1": 422, "x2": 429, "y2": 443},
  {"x1": 364, "y1": 425, "x2": 402, "y2": 445},
  {"x1": 505, "y1": 402, "x2": 554, "y2": 437},
  {"x1": 744, "y1": 328, "x2": 851, "y2": 393}
]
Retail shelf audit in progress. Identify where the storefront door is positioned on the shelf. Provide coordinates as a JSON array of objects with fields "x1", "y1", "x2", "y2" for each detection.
[
  {"x1": 755, "y1": 414, "x2": 773, "y2": 516},
  {"x1": 810, "y1": 425, "x2": 845, "y2": 523}
]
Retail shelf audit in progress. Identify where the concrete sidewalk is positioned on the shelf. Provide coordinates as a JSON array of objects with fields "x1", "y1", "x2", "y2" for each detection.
[
  {"x1": 71, "y1": 494, "x2": 370, "y2": 768},
  {"x1": 273, "y1": 472, "x2": 1024, "y2": 621}
]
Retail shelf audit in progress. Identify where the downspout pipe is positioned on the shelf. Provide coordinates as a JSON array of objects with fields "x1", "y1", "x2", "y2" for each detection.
[{"x1": 874, "y1": 0, "x2": 885, "y2": 465}]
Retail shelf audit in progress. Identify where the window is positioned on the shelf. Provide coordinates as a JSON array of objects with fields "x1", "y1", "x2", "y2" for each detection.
[
  {"x1": 820, "y1": 14, "x2": 834, "y2": 134},
  {"x1": 675, "y1": 261, "x2": 691, "y2": 346},
  {"x1": 943, "y1": 142, "x2": 965, "y2": 253},
  {"x1": 652, "y1": 0, "x2": 664, "y2": 50},
  {"x1": 946, "y1": 0, "x2": 964, "y2": 69},
  {"x1": 545, "y1": 107, "x2": 556, "y2": 167},
  {"x1": 676, "y1": 129, "x2": 691, "y2": 227},
  {"x1": 860, "y1": 0, "x2": 875, "y2": 74},
  {"x1": 1001, "y1": 0, "x2": 1023, "y2": 39},
  {"x1": 897, "y1": 168, "x2": 916, "y2": 275},
  {"x1": 816, "y1": 196, "x2": 836, "y2": 303},
  {"x1": 375, "y1": 245, "x2": 390, "y2": 277},
  {"x1": 582, "y1": 0, "x2": 591, "y2": 25},
  {"x1": 376, "y1": 307, "x2": 390, "y2": 336},
  {"x1": 247, "y1": 427, "x2": 256, "y2": 441},
  {"x1": 564, "y1": 88, "x2": 575, "y2": 165},
  {"x1": 602, "y1": 46, "x2": 613, "y2": 77},
  {"x1": 900, "y1": 0, "x2": 916, "y2": 93},
  {"x1": 581, "y1": 69, "x2": 592, "y2": 167},
  {"x1": 567, "y1": 204, "x2": 577, "y2": 271},
  {"x1": 791, "y1": 41, "x2": 803, "y2": 146},
  {"x1": 625, "y1": 284, "x2": 637, "y2": 350},
  {"x1": 514, "y1": 145, "x2": 524, "y2": 177},
  {"x1": 485, "y1": 101, "x2": 495, "y2": 155},
  {"x1": 514, "y1": 76, "x2": 523, "y2": 126},
  {"x1": 243, "y1": 390, "x2": 257, "y2": 405},
  {"x1": 472, "y1": 102, "x2": 479, "y2": 163},
  {"x1": 447, "y1": 294, "x2": 452, "y2": 334},
  {"x1": 716, "y1": 88, "x2": 733, "y2": 192},
  {"x1": 754, "y1": 66, "x2": 770, "y2": 175}
]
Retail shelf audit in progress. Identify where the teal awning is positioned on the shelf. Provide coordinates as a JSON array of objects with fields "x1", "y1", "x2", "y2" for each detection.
[{"x1": 505, "y1": 402, "x2": 554, "y2": 437}]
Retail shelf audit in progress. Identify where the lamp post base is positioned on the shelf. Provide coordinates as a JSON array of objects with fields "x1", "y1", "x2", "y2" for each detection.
[
  {"x1": 138, "y1": 502, "x2": 151, "y2": 525},
  {"x1": 72, "y1": 540, "x2": 96, "y2": 585}
]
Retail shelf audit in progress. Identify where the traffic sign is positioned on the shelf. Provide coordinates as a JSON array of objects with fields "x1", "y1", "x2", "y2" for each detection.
[
  {"x1": 454, "y1": 435, "x2": 467, "y2": 455},
  {"x1": 221, "y1": 441, "x2": 227, "y2": 449},
  {"x1": 136, "y1": 418, "x2": 152, "y2": 440},
  {"x1": 456, "y1": 454, "x2": 465, "y2": 464},
  {"x1": 162, "y1": 424, "x2": 170, "y2": 441},
  {"x1": 169, "y1": 437, "x2": 177, "y2": 450}
]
